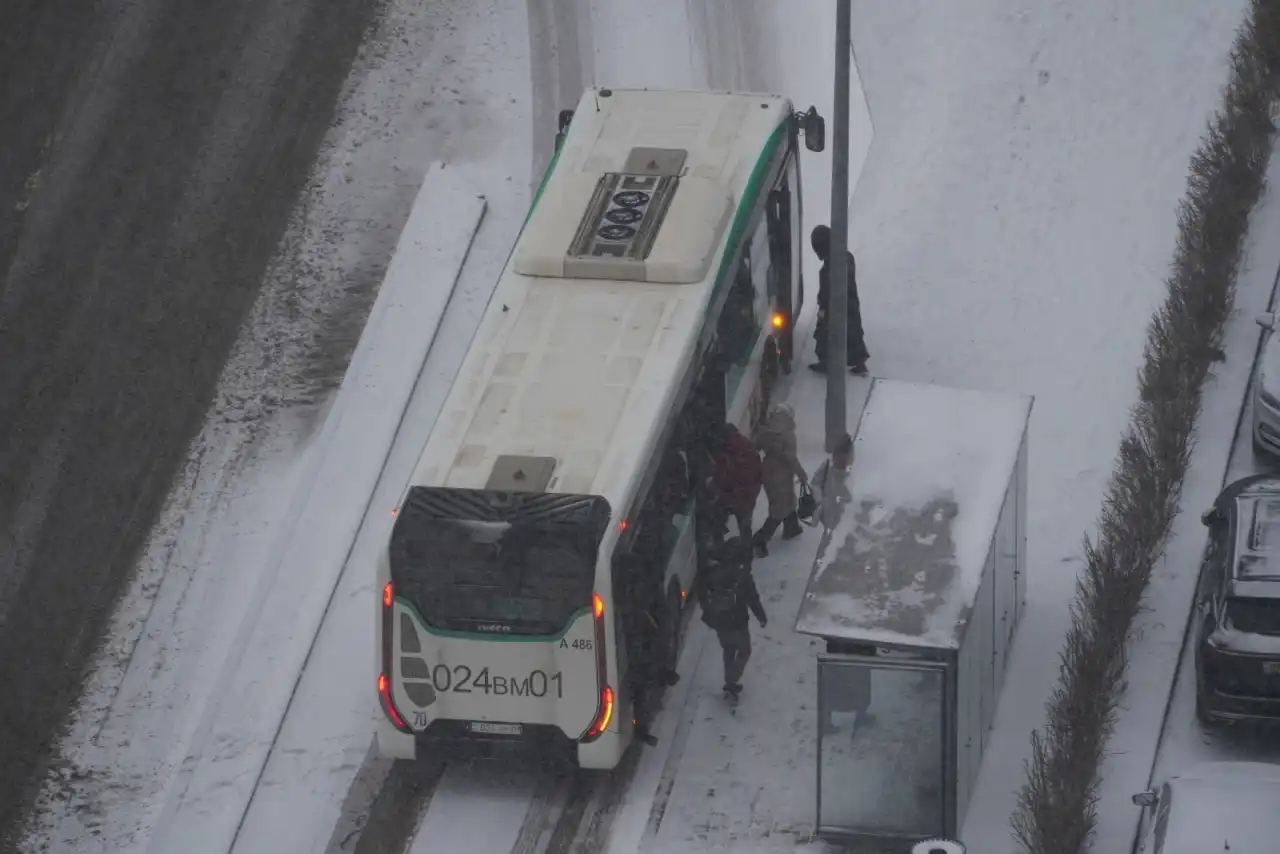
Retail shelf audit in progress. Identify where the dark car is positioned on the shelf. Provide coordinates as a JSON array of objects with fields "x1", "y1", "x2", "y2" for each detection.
[{"x1": 1195, "y1": 475, "x2": 1280, "y2": 726}]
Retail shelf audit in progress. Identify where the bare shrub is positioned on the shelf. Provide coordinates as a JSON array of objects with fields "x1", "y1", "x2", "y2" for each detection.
[{"x1": 1010, "y1": 3, "x2": 1280, "y2": 852}]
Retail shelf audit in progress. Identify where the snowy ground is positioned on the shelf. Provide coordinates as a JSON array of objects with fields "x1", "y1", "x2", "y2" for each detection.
[
  {"x1": 599, "y1": 368, "x2": 871, "y2": 854},
  {"x1": 604, "y1": 1, "x2": 1249, "y2": 852},
  {"x1": 1140, "y1": 149, "x2": 1280, "y2": 829},
  {"x1": 840, "y1": 2, "x2": 1248, "y2": 850},
  {"x1": 18, "y1": 0, "x2": 1259, "y2": 852},
  {"x1": 19, "y1": 0, "x2": 529, "y2": 851}
]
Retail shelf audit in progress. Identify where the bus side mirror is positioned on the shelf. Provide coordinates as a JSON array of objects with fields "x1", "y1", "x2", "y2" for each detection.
[
  {"x1": 800, "y1": 106, "x2": 825, "y2": 152},
  {"x1": 553, "y1": 110, "x2": 575, "y2": 151},
  {"x1": 1201, "y1": 508, "x2": 1217, "y2": 526}
]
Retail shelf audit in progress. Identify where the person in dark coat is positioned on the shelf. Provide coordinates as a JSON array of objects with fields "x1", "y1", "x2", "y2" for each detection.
[
  {"x1": 707, "y1": 422, "x2": 763, "y2": 556},
  {"x1": 694, "y1": 537, "x2": 768, "y2": 699},
  {"x1": 626, "y1": 441, "x2": 689, "y2": 745},
  {"x1": 809, "y1": 224, "x2": 869, "y2": 375}
]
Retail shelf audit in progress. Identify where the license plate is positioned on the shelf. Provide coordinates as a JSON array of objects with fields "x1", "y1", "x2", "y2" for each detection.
[
  {"x1": 1264, "y1": 662, "x2": 1280, "y2": 676},
  {"x1": 468, "y1": 721, "x2": 523, "y2": 736}
]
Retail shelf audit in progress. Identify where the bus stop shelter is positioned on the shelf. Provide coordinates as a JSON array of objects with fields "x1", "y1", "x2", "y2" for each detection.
[{"x1": 794, "y1": 378, "x2": 1032, "y2": 848}]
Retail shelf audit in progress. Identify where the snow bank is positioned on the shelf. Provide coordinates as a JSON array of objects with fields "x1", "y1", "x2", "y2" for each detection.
[{"x1": 143, "y1": 163, "x2": 485, "y2": 854}]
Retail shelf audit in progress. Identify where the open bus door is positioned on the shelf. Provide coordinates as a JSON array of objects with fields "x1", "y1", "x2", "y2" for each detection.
[{"x1": 767, "y1": 187, "x2": 795, "y2": 373}]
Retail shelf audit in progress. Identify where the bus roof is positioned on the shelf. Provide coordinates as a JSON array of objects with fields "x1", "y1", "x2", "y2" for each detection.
[
  {"x1": 403, "y1": 88, "x2": 793, "y2": 514},
  {"x1": 795, "y1": 379, "x2": 1033, "y2": 650}
]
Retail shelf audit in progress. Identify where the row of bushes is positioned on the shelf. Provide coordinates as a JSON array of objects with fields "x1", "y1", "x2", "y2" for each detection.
[{"x1": 1010, "y1": 2, "x2": 1280, "y2": 852}]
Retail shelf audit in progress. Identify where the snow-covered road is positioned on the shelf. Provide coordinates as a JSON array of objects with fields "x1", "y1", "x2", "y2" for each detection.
[{"x1": 17, "y1": 0, "x2": 1260, "y2": 852}]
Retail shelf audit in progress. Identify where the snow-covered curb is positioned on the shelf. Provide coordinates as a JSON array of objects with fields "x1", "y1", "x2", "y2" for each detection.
[{"x1": 144, "y1": 163, "x2": 485, "y2": 854}]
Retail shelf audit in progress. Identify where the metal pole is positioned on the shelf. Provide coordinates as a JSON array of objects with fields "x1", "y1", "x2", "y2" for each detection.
[{"x1": 825, "y1": 0, "x2": 852, "y2": 453}]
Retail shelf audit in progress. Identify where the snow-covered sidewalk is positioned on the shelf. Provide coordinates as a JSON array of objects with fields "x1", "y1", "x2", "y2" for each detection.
[
  {"x1": 602, "y1": 0, "x2": 1252, "y2": 852},
  {"x1": 604, "y1": 366, "x2": 872, "y2": 854}
]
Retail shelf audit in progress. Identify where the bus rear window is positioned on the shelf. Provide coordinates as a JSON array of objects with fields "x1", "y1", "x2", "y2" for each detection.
[{"x1": 389, "y1": 489, "x2": 610, "y2": 636}]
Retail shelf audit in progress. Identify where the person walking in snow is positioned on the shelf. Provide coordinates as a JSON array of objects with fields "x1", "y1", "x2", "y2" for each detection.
[
  {"x1": 809, "y1": 224, "x2": 870, "y2": 376},
  {"x1": 708, "y1": 421, "x2": 763, "y2": 559},
  {"x1": 694, "y1": 536, "x2": 768, "y2": 701},
  {"x1": 752, "y1": 402, "x2": 809, "y2": 557}
]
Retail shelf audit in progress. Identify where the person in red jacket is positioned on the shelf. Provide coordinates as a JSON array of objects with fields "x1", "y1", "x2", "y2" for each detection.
[{"x1": 708, "y1": 421, "x2": 763, "y2": 559}]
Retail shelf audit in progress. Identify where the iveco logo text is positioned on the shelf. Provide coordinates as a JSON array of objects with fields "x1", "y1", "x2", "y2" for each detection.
[{"x1": 476, "y1": 623, "x2": 513, "y2": 633}]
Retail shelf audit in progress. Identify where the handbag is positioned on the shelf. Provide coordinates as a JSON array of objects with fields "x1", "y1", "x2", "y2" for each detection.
[{"x1": 797, "y1": 482, "x2": 818, "y2": 523}]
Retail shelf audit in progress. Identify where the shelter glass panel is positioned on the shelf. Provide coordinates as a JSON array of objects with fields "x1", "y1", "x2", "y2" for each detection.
[{"x1": 817, "y1": 657, "x2": 946, "y2": 840}]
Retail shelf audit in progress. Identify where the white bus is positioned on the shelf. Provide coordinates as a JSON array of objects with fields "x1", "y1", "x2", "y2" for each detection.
[{"x1": 377, "y1": 86, "x2": 825, "y2": 769}]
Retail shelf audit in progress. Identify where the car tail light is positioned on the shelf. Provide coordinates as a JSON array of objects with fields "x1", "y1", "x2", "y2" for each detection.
[{"x1": 378, "y1": 672, "x2": 411, "y2": 733}]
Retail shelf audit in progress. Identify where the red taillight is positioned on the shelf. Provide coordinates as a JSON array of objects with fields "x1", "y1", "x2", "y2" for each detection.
[
  {"x1": 580, "y1": 593, "x2": 612, "y2": 743},
  {"x1": 378, "y1": 673, "x2": 411, "y2": 732},
  {"x1": 382, "y1": 582, "x2": 393, "y2": 608},
  {"x1": 586, "y1": 686, "x2": 615, "y2": 738}
]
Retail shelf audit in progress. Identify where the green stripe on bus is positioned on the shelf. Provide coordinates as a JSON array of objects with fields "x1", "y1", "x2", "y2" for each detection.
[
  {"x1": 524, "y1": 129, "x2": 568, "y2": 226},
  {"x1": 396, "y1": 596, "x2": 591, "y2": 643},
  {"x1": 712, "y1": 119, "x2": 790, "y2": 293}
]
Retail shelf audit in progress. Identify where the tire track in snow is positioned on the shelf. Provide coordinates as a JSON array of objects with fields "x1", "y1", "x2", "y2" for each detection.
[{"x1": 347, "y1": 760, "x2": 584, "y2": 854}]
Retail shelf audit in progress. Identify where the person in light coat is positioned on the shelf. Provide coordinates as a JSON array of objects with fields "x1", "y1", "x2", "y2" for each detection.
[{"x1": 752, "y1": 402, "x2": 809, "y2": 557}]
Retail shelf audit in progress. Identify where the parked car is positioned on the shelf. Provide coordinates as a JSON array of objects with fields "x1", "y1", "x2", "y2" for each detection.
[
  {"x1": 1195, "y1": 474, "x2": 1280, "y2": 725},
  {"x1": 1252, "y1": 312, "x2": 1280, "y2": 458},
  {"x1": 1131, "y1": 761, "x2": 1280, "y2": 854}
]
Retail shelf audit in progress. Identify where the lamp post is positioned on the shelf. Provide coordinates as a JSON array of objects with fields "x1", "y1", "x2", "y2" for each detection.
[{"x1": 825, "y1": 0, "x2": 852, "y2": 452}]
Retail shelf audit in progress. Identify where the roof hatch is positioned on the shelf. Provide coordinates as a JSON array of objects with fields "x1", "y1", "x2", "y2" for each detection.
[
  {"x1": 514, "y1": 146, "x2": 733, "y2": 284},
  {"x1": 485, "y1": 455, "x2": 557, "y2": 493}
]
